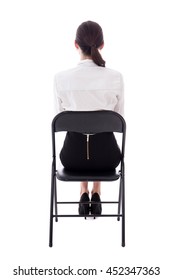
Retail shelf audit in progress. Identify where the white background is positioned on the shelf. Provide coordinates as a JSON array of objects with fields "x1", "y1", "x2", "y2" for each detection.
[{"x1": 0, "y1": 0, "x2": 173, "y2": 279}]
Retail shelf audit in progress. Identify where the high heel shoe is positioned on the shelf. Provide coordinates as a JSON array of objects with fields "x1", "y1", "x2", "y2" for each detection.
[
  {"x1": 91, "y1": 193, "x2": 102, "y2": 215},
  {"x1": 78, "y1": 192, "x2": 90, "y2": 215}
]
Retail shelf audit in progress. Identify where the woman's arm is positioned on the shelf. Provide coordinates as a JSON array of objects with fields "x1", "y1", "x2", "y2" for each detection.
[
  {"x1": 114, "y1": 74, "x2": 124, "y2": 116},
  {"x1": 54, "y1": 76, "x2": 64, "y2": 114}
]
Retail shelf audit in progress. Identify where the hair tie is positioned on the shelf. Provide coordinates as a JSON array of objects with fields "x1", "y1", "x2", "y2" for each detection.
[{"x1": 91, "y1": 44, "x2": 96, "y2": 48}]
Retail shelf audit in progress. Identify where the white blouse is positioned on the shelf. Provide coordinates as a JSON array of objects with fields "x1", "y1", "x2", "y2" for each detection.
[{"x1": 54, "y1": 59, "x2": 124, "y2": 116}]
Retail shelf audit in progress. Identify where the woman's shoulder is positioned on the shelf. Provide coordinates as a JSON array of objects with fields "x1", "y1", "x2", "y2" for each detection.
[
  {"x1": 104, "y1": 66, "x2": 123, "y2": 76},
  {"x1": 100, "y1": 67, "x2": 123, "y2": 83}
]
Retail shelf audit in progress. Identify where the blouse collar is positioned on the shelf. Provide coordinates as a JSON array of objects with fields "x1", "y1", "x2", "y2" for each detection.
[{"x1": 77, "y1": 59, "x2": 97, "y2": 67}]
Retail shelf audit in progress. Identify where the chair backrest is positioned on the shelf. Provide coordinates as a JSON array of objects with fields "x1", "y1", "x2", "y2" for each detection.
[
  {"x1": 51, "y1": 111, "x2": 126, "y2": 159},
  {"x1": 52, "y1": 110, "x2": 126, "y2": 134}
]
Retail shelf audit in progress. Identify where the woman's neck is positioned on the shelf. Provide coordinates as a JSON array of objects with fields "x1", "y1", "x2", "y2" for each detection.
[{"x1": 80, "y1": 53, "x2": 92, "y2": 60}]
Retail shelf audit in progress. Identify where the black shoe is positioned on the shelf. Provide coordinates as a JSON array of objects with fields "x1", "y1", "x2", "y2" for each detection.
[
  {"x1": 78, "y1": 193, "x2": 90, "y2": 215},
  {"x1": 91, "y1": 193, "x2": 102, "y2": 215}
]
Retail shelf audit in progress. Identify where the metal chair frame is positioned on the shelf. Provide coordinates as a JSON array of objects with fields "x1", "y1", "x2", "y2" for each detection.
[{"x1": 49, "y1": 110, "x2": 126, "y2": 247}]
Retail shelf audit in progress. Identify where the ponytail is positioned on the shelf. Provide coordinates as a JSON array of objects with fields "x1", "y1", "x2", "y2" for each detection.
[{"x1": 91, "y1": 45, "x2": 105, "y2": 67}]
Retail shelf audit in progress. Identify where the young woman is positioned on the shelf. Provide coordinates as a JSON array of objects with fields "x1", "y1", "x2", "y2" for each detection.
[{"x1": 54, "y1": 21, "x2": 124, "y2": 216}]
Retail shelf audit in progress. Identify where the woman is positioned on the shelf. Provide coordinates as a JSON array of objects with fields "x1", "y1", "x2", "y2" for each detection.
[{"x1": 54, "y1": 21, "x2": 124, "y2": 216}]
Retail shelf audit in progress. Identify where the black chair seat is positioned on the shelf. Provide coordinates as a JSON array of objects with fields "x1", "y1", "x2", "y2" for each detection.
[{"x1": 57, "y1": 165, "x2": 120, "y2": 182}]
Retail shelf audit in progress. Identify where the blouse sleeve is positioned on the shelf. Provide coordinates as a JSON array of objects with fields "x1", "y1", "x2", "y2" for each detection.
[
  {"x1": 114, "y1": 74, "x2": 124, "y2": 117},
  {"x1": 54, "y1": 75, "x2": 64, "y2": 114}
]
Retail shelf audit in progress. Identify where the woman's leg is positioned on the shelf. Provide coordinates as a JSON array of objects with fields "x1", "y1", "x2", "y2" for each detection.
[
  {"x1": 91, "y1": 182, "x2": 102, "y2": 215},
  {"x1": 80, "y1": 181, "x2": 101, "y2": 195},
  {"x1": 80, "y1": 181, "x2": 89, "y2": 195},
  {"x1": 91, "y1": 181, "x2": 101, "y2": 195}
]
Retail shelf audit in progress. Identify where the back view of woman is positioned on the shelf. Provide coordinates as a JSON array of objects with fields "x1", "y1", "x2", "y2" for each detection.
[{"x1": 54, "y1": 20, "x2": 124, "y2": 216}]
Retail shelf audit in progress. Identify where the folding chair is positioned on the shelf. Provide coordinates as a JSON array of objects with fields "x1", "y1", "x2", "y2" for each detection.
[{"x1": 49, "y1": 110, "x2": 126, "y2": 247}]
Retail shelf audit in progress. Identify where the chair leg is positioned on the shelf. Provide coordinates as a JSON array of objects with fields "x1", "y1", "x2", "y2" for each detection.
[
  {"x1": 54, "y1": 179, "x2": 58, "y2": 222},
  {"x1": 49, "y1": 170, "x2": 56, "y2": 247},
  {"x1": 117, "y1": 180, "x2": 122, "y2": 221},
  {"x1": 121, "y1": 176, "x2": 125, "y2": 247}
]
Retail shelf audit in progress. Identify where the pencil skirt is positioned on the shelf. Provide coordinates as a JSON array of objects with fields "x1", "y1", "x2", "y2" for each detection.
[{"x1": 60, "y1": 132, "x2": 122, "y2": 171}]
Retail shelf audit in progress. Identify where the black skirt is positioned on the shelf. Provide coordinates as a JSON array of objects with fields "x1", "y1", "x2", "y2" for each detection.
[{"x1": 60, "y1": 132, "x2": 121, "y2": 171}]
